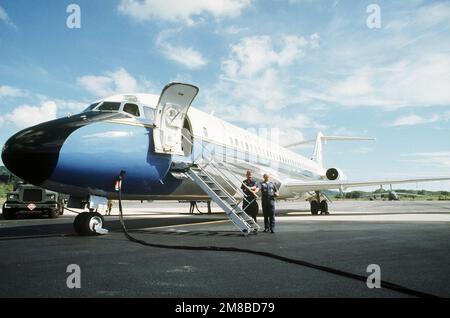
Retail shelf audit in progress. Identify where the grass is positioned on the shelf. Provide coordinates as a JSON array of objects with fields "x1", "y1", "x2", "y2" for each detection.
[{"x1": 0, "y1": 183, "x2": 13, "y2": 201}]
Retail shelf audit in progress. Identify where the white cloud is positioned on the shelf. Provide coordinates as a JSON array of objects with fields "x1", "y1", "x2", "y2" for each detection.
[
  {"x1": 328, "y1": 69, "x2": 373, "y2": 99},
  {"x1": 388, "y1": 114, "x2": 441, "y2": 127},
  {"x1": 222, "y1": 35, "x2": 308, "y2": 78},
  {"x1": 77, "y1": 68, "x2": 152, "y2": 98},
  {"x1": 220, "y1": 104, "x2": 312, "y2": 128},
  {"x1": 309, "y1": 54, "x2": 450, "y2": 109},
  {"x1": 416, "y1": 2, "x2": 450, "y2": 28},
  {"x1": 388, "y1": 111, "x2": 450, "y2": 127},
  {"x1": 217, "y1": 34, "x2": 318, "y2": 111},
  {"x1": 0, "y1": 94, "x2": 91, "y2": 130},
  {"x1": 196, "y1": 33, "x2": 322, "y2": 138},
  {"x1": 378, "y1": 2, "x2": 450, "y2": 33},
  {"x1": 401, "y1": 152, "x2": 450, "y2": 169},
  {"x1": 77, "y1": 75, "x2": 116, "y2": 97},
  {"x1": 118, "y1": 0, "x2": 251, "y2": 26},
  {"x1": 215, "y1": 25, "x2": 248, "y2": 35},
  {"x1": 156, "y1": 29, "x2": 207, "y2": 69},
  {"x1": 3, "y1": 101, "x2": 57, "y2": 129},
  {"x1": 52, "y1": 99, "x2": 87, "y2": 113},
  {"x1": 0, "y1": 5, "x2": 16, "y2": 28},
  {"x1": 0, "y1": 85, "x2": 26, "y2": 98}
]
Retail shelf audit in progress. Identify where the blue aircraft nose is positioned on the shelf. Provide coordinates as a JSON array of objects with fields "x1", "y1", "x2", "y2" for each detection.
[
  {"x1": 2, "y1": 124, "x2": 65, "y2": 185},
  {"x1": 2, "y1": 111, "x2": 175, "y2": 196},
  {"x1": 1, "y1": 112, "x2": 111, "y2": 185}
]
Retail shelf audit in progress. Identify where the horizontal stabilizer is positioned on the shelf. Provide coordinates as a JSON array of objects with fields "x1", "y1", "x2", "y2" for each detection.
[
  {"x1": 284, "y1": 135, "x2": 375, "y2": 148},
  {"x1": 284, "y1": 132, "x2": 375, "y2": 168}
]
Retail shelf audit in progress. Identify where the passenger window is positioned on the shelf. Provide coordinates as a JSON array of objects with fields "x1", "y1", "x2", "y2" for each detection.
[
  {"x1": 143, "y1": 106, "x2": 154, "y2": 122},
  {"x1": 98, "y1": 102, "x2": 121, "y2": 111},
  {"x1": 203, "y1": 127, "x2": 208, "y2": 137},
  {"x1": 123, "y1": 103, "x2": 140, "y2": 117}
]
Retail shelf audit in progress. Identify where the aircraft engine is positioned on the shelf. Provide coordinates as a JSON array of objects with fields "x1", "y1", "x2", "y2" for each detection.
[{"x1": 326, "y1": 168, "x2": 346, "y2": 181}]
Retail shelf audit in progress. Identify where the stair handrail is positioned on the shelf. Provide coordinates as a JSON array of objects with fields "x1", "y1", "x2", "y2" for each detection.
[{"x1": 182, "y1": 131, "x2": 257, "y2": 206}]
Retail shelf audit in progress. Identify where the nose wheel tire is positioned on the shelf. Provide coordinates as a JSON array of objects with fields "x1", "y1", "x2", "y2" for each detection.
[{"x1": 74, "y1": 212, "x2": 107, "y2": 236}]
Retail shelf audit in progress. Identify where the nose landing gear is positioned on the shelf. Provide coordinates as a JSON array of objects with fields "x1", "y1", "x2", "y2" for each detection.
[{"x1": 73, "y1": 211, "x2": 109, "y2": 236}]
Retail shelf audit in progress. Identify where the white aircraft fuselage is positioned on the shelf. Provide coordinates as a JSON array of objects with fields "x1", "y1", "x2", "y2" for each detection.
[{"x1": 2, "y1": 83, "x2": 448, "y2": 205}]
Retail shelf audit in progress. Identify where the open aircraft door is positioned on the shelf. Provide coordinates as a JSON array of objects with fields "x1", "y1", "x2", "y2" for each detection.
[{"x1": 153, "y1": 83, "x2": 199, "y2": 155}]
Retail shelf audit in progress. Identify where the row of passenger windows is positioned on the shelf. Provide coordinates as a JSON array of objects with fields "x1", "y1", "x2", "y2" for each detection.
[{"x1": 202, "y1": 126, "x2": 300, "y2": 166}]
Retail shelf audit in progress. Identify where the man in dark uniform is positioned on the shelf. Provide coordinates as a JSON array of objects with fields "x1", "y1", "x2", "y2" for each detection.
[
  {"x1": 241, "y1": 170, "x2": 259, "y2": 222},
  {"x1": 258, "y1": 173, "x2": 279, "y2": 233}
]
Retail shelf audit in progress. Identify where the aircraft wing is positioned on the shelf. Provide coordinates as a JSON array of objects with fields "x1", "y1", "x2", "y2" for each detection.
[{"x1": 281, "y1": 176, "x2": 450, "y2": 192}]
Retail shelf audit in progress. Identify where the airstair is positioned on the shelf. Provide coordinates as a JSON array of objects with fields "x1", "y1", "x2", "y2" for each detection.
[
  {"x1": 172, "y1": 132, "x2": 260, "y2": 235},
  {"x1": 187, "y1": 164, "x2": 259, "y2": 234}
]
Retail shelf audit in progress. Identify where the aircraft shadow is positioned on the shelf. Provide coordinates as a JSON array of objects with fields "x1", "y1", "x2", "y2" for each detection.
[
  {"x1": 129, "y1": 229, "x2": 245, "y2": 238},
  {"x1": 0, "y1": 217, "x2": 225, "y2": 240},
  {"x1": 2, "y1": 210, "x2": 449, "y2": 240}
]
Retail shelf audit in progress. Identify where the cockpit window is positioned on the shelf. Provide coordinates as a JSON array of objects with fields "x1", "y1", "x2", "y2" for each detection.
[
  {"x1": 83, "y1": 102, "x2": 100, "y2": 112},
  {"x1": 123, "y1": 103, "x2": 140, "y2": 117},
  {"x1": 98, "y1": 102, "x2": 121, "y2": 111}
]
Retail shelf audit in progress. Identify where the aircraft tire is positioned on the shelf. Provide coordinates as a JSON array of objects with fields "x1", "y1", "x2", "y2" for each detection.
[
  {"x1": 2, "y1": 204, "x2": 17, "y2": 220},
  {"x1": 73, "y1": 212, "x2": 88, "y2": 235},
  {"x1": 310, "y1": 200, "x2": 319, "y2": 215},
  {"x1": 58, "y1": 201, "x2": 64, "y2": 215},
  {"x1": 75, "y1": 212, "x2": 104, "y2": 236},
  {"x1": 48, "y1": 208, "x2": 60, "y2": 219}
]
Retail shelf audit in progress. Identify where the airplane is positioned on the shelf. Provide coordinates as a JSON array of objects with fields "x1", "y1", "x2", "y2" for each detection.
[
  {"x1": 2, "y1": 82, "x2": 450, "y2": 235},
  {"x1": 366, "y1": 187, "x2": 428, "y2": 201}
]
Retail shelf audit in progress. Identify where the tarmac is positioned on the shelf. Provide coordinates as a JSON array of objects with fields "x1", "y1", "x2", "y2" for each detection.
[{"x1": 0, "y1": 200, "x2": 449, "y2": 298}]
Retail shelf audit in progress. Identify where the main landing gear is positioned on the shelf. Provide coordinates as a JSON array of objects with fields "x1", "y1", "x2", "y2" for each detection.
[
  {"x1": 309, "y1": 191, "x2": 330, "y2": 215},
  {"x1": 73, "y1": 210, "x2": 109, "y2": 236}
]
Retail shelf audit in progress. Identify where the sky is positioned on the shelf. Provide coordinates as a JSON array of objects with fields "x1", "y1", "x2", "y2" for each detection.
[{"x1": 0, "y1": 0, "x2": 449, "y2": 190}]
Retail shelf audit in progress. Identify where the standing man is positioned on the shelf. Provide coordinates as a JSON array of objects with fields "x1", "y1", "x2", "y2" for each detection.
[
  {"x1": 258, "y1": 174, "x2": 279, "y2": 233},
  {"x1": 189, "y1": 201, "x2": 197, "y2": 214},
  {"x1": 241, "y1": 171, "x2": 259, "y2": 222},
  {"x1": 106, "y1": 200, "x2": 113, "y2": 216}
]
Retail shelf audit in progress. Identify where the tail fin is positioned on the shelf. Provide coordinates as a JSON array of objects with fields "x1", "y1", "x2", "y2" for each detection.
[{"x1": 284, "y1": 132, "x2": 375, "y2": 167}]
